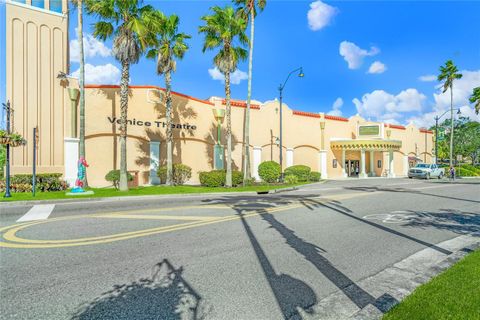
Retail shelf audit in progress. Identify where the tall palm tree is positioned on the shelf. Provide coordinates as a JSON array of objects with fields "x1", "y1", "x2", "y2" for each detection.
[
  {"x1": 73, "y1": 0, "x2": 87, "y2": 187},
  {"x1": 470, "y1": 87, "x2": 480, "y2": 115},
  {"x1": 438, "y1": 60, "x2": 462, "y2": 167},
  {"x1": 199, "y1": 6, "x2": 248, "y2": 187},
  {"x1": 85, "y1": 0, "x2": 155, "y2": 191},
  {"x1": 234, "y1": 0, "x2": 266, "y2": 186},
  {"x1": 146, "y1": 12, "x2": 190, "y2": 186}
]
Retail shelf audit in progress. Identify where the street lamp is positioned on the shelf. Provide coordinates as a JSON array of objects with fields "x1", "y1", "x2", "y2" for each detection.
[
  {"x1": 434, "y1": 108, "x2": 461, "y2": 165},
  {"x1": 2, "y1": 101, "x2": 13, "y2": 198},
  {"x1": 278, "y1": 67, "x2": 304, "y2": 180}
]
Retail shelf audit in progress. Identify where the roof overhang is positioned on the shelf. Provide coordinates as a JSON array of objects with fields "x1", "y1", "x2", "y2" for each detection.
[{"x1": 330, "y1": 138, "x2": 402, "y2": 151}]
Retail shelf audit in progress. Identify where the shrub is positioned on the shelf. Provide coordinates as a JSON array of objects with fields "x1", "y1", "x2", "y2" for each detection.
[
  {"x1": 284, "y1": 174, "x2": 298, "y2": 185},
  {"x1": 0, "y1": 173, "x2": 67, "y2": 192},
  {"x1": 309, "y1": 171, "x2": 321, "y2": 182},
  {"x1": 455, "y1": 167, "x2": 479, "y2": 177},
  {"x1": 157, "y1": 164, "x2": 192, "y2": 185},
  {"x1": 258, "y1": 161, "x2": 281, "y2": 183},
  {"x1": 199, "y1": 170, "x2": 243, "y2": 187},
  {"x1": 284, "y1": 165, "x2": 311, "y2": 181},
  {"x1": 105, "y1": 170, "x2": 133, "y2": 189},
  {"x1": 460, "y1": 164, "x2": 480, "y2": 174}
]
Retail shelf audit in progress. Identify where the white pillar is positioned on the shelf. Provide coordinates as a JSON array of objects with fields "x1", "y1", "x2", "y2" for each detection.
[
  {"x1": 341, "y1": 149, "x2": 347, "y2": 177},
  {"x1": 149, "y1": 141, "x2": 160, "y2": 185},
  {"x1": 64, "y1": 138, "x2": 79, "y2": 187},
  {"x1": 359, "y1": 149, "x2": 368, "y2": 178},
  {"x1": 403, "y1": 155, "x2": 409, "y2": 176},
  {"x1": 388, "y1": 149, "x2": 396, "y2": 178},
  {"x1": 319, "y1": 150, "x2": 328, "y2": 179},
  {"x1": 369, "y1": 150, "x2": 375, "y2": 177},
  {"x1": 286, "y1": 148, "x2": 294, "y2": 168},
  {"x1": 253, "y1": 146, "x2": 262, "y2": 181}
]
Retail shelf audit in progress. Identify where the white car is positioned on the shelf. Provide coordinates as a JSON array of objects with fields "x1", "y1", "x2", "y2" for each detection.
[{"x1": 408, "y1": 163, "x2": 444, "y2": 179}]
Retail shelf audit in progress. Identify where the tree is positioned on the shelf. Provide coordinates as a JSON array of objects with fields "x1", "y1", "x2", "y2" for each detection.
[
  {"x1": 233, "y1": 0, "x2": 266, "y2": 186},
  {"x1": 470, "y1": 87, "x2": 480, "y2": 115},
  {"x1": 86, "y1": 0, "x2": 155, "y2": 191},
  {"x1": 437, "y1": 60, "x2": 462, "y2": 167},
  {"x1": 146, "y1": 13, "x2": 190, "y2": 186},
  {"x1": 199, "y1": 6, "x2": 248, "y2": 187},
  {"x1": 72, "y1": 0, "x2": 87, "y2": 187}
]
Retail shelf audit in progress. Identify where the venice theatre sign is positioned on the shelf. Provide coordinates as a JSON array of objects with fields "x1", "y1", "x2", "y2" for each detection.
[{"x1": 107, "y1": 117, "x2": 197, "y2": 130}]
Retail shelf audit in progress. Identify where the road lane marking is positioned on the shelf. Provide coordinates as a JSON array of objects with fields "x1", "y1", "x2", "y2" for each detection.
[
  {"x1": 91, "y1": 214, "x2": 220, "y2": 221},
  {"x1": 17, "y1": 205, "x2": 55, "y2": 222}
]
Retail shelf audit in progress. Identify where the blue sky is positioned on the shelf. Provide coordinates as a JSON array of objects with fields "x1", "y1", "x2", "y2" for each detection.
[{"x1": 1, "y1": 0, "x2": 480, "y2": 128}]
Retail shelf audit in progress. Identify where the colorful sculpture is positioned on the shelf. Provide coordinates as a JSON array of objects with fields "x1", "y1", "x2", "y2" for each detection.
[{"x1": 71, "y1": 156, "x2": 89, "y2": 193}]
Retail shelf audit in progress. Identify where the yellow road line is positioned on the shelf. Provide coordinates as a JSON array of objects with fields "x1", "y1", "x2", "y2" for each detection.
[{"x1": 91, "y1": 214, "x2": 220, "y2": 221}]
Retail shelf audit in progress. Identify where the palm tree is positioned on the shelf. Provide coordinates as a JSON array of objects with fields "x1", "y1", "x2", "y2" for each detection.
[
  {"x1": 146, "y1": 12, "x2": 190, "y2": 186},
  {"x1": 85, "y1": 0, "x2": 155, "y2": 191},
  {"x1": 73, "y1": 0, "x2": 87, "y2": 187},
  {"x1": 470, "y1": 87, "x2": 480, "y2": 115},
  {"x1": 438, "y1": 60, "x2": 462, "y2": 167},
  {"x1": 234, "y1": 0, "x2": 266, "y2": 186},
  {"x1": 199, "y1": 6, "x2": 248, "y2": 187}
]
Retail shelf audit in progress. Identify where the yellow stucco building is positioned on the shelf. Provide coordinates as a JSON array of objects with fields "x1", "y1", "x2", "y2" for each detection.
[{"x1": 5, "y1": 0, "x2": 434, "y2": 187}]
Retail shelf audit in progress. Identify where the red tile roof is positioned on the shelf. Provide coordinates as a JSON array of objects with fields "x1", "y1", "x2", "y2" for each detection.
[
  {"x1": 384, "y1": 123, "x2": 406, "y2": 130},
  {"x1": 420, "y1": 128, "x2": 433, "y2": 134},
  {"x1": 221, "y1": 99, "x2": 260, "y2": 109}
]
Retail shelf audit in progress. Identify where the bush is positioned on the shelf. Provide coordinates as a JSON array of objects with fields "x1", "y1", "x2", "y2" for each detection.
[
  {"x1": 460, "y1": 164, "x2": 480, "y2": 174},
  {"x1": 455, "y1": 167, "x2": 479, "y2": 177},
  {"x1": 284, "y1": 174, "x2": 298, "y2": 184},
  {"x1": 258, "y1": 161, "x2": 281, "y2": 183},
  {"x1": 157, "y1": 164, "x2": 192, "y2": 185},
  {"x1": 0, "y1": 173, "x2": 68, "y2": 192},
  {"x1": 284, "y1": 165, "x2": 311, "y2": 181},
  {"x1": 199, "y1": 170, "x2": 243, "y2": 187},
  {"x1": 105, "y1": 170, "x2": 133, "y2": 189},
  {"x1": 309, "y1": 171, "x2": 321, "y2": 182}
]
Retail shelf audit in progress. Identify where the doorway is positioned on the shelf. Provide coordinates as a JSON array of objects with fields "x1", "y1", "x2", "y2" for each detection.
[{"x1": 345, "y1": 160, "x2": 360, "y2": 177}]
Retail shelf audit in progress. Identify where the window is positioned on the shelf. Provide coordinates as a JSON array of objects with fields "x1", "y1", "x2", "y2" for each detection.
[
  {"x1": 31, "y1": 0, "x2": 45, "y2": 9},
  {"x1": 332, "y1": 159, "x2": 337, "y2": 168},
  {"x1": 377, "y1": 160, "x2": 382, "y2": 168},
  {"x1": 49, "y1": 0, "x2": 62, "y2": 13},
  {"x1": 12, "y1": 0, "x2": 26, "y2": 4}
]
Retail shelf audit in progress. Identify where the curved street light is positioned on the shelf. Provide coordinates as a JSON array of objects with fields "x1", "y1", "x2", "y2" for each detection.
[{"x1": 434, "y1": 108, "x2": 461, "y2": 165}]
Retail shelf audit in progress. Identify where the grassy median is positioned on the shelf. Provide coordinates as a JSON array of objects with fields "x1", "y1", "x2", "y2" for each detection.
[
  {"x1": 383, "y1": 249, "x2": 480, "y2": 320},
  {"x1": 0, "y1": 183, "x2": 308, "y2": 202}
]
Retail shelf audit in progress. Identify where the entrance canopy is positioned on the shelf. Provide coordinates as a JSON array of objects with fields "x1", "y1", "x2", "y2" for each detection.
[{"x1": 330, "y1": 138, "x2": 402, "y2": 151}]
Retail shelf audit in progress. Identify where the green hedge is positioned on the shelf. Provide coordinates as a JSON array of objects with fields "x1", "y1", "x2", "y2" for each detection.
[
  {"x1": 105, "y1": 170, "x2": 134, "y2": 189},
  {"x1": 459, "y1": 164, "x2": 480, "y2": 174},
  {"x1": 0, "y1": 173, "x2": 68, "y2": 192},
  {"x1": 157, "y1": 164, "x2": 192, "y2": 185},
  {"x1": 284, "y1": 174, "x2": 298, "y2": 184},
  {"x1": 199, "y1": 170, "x2": 243, "y2": 187},
  {"x1": 309, "y1": 171, "x2": 321, "y2": 182},
  {"x1": 258, "y1": 161, "x2": 281, "y2": 183},
  {"x1": 284, "y1": 165, "x2": 311, "y2": 181}
]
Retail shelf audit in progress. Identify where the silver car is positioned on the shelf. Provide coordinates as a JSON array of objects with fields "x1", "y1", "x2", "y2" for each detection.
[{"x1": 408, "y1": 163, "x2": 444, "y2": 179}]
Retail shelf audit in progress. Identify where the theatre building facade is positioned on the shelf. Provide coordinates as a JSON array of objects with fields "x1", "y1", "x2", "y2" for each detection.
[{"x1": 5, "y1": 0, "x2": 434, "y2": 187}]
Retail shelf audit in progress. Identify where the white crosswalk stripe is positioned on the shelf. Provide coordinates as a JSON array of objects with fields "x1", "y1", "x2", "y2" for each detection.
[{"x1": 17, "y1": 204, "x2": 55, "y2": 222}]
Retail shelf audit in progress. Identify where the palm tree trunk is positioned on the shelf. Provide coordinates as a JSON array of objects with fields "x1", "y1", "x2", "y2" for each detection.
[
  {"x1": 225, "y1": 71, "x2": 232, "y2": 187},
  {"x1": 243, "y1": 10, "x2": 255, "y2": 186},
  {"x1": 450, "y1": 84, "x2": 454, "y2": 167},
  {"x1": 77, "y1": 0, "x2": 88, "y2": 187},
  {"x1": 165, "y1": 71, "x2": 173, "y2": 186},
  {"x1": 119, "y1": 60, "x2": 130, "y2": 191}
]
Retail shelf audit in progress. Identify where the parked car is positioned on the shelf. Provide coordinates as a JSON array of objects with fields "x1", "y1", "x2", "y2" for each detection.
[{"x1": 408, "y1": 163, "x2": 444, "y2": 179}]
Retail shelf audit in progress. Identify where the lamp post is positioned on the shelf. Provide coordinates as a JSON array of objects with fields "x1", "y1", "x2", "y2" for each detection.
[
  {"x1": 278, "y1": 67, "x2": 304, "y2": 181},
  {"x1": 434, "y1": 108, "x2": 460, "y2": 165},
  {"x1": 2, "y1": 101, "x2": 13, "y2": 198},
  {"x1": 213, "y1": 108, "x2": 225, "y2": 169}
]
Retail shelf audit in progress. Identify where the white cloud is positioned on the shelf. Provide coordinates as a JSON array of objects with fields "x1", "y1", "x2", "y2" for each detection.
[
  {"x1": 339, "y1": 41, "x2": 379, "y2": 69},
  {"x1": 419, "y1": 75, "x2": 437, "y2": 82},
  {"x1": 367, "y1": 61, "x2": 387, "y2": 74},
  {"x1": 327, "y1": 97, "x2": 343, "y2": 116},
  {"x1": 70, "y1": 30, "x2": 111, "y2": 63},
  {"x1": 71, "y1": 63, "x2": 121, "y2": 84},
  {"x1": 353, "y1": 88, "x2": 426, "y2": 122},
  {"x1": 208, "y1": 67, "x2": 248, "y2": 85},
  {"x1": 307, "y1": 1, "x2": 338, "y2": 31}
]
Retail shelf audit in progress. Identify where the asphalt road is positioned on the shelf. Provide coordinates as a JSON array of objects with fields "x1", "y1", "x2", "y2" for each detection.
[{"x1": 0, "y1": 178, "x2": 479, "y2": 320}]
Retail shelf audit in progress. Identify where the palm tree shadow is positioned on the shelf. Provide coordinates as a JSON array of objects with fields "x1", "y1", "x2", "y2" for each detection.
[
  {"x1": 203, "y1": 123, "x2": 241, "y2": 170},
  {"x1": 71, "y1": 259, "x2": 212, "y2": 320}
]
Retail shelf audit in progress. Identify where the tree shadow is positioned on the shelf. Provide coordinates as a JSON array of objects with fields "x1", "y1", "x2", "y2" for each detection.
[
  {"x1": 203, "y1": 123, "x2": 241, "y2": 171},
  {"x1": 71, "y1": 259, "x2": 211, "y2": 320}
]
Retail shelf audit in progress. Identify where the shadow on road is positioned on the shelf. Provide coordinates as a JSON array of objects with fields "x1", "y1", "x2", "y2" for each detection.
[
  {"x1": 71, "y1": 259, "x2": 211, "y2": 320},
  {"x1": 399, "y1": 209, "x2": 480, "y2": 235}
]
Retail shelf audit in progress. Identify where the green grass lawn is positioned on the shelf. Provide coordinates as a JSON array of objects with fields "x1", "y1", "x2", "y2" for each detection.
[
  {"x1": 383, "y1": 249, "x2": 480, "y2": 320},
  {"x1": 0, "y1": 183, "x2": 308, "y2": 202}
]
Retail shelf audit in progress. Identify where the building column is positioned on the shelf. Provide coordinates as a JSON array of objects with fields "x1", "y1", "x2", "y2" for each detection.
[
  {"x1": 64, "y1": 138, "x2": 79, "y2": 187},
  {"x1": 286, "y1": 148, "x2": 294, "y2": 168},
  {"x1": 319, "y1": 150, "x2": 328, "y2": 179},
  {"x1": 403, "y1": 155, "x2": 409, "y2": 176},
  {"x1": 149, "y1": 141, "x2": 160, "y2": 185},
  {"x1": 369, "y1": 150, "x2": 375, "y2": 177},
  {"x1": 253, "y1": 146, "x2": 262, "y2": 181},
  {"x1": 341, "y1": 149, "x2": 347, "y2": 177},
  {"x1": 388, "y1": 149, "x2": 396, "y2": 178},
  {"x1": 359, "y1": 149, "x2": 368, "y2": 178}
]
